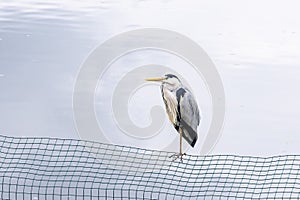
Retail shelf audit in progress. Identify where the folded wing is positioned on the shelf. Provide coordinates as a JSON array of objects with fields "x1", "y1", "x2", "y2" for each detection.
[{"x1": 176, "y1": 88, "x2": 200, "y2": 147}]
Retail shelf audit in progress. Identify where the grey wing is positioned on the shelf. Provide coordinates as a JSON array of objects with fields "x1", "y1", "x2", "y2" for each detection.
[{"x1": 178, "y1": 88, "x2": 200, "y2": 147}]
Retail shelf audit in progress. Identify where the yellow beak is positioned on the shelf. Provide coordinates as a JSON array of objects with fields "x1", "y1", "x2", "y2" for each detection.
[{"x1": 145, "y1": 77, "x2": 166, "y2": 82}]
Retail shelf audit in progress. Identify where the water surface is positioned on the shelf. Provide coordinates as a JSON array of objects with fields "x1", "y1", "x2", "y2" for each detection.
[{"x1": 1, "y1": 0, "x2": 300, "y2": 155}]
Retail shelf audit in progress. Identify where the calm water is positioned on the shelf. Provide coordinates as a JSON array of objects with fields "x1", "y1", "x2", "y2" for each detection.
[{"x1": 1, "y1": 0, "x2": 300, "y2": 155}]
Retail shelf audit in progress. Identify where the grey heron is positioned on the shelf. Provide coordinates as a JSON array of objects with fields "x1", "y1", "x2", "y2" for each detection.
[{"x1": 146, "y1": 74, "x2": 200, "y2": 161}]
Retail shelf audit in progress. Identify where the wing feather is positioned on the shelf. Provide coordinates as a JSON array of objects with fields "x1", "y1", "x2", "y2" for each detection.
[{"x1": 177, "y1": 87, "x2": 200, "y2": 147}]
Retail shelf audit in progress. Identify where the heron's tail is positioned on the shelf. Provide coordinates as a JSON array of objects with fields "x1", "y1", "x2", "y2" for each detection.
[
  {"x1": 181, "y1": 120, "x2": 198, "y2": 148},
  {"x1": 190, "y1": 137, "x2": 197, "y2": 147}
]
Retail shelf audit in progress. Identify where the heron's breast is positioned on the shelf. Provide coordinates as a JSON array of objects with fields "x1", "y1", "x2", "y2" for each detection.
[{"x1": 162, "y1": 90, "x2": 178, "y2": 125}]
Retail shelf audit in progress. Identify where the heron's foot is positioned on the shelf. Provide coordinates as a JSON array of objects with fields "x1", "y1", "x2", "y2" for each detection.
[{"x1": 169, "y1": 153, "x2": 186, "y2": 162}]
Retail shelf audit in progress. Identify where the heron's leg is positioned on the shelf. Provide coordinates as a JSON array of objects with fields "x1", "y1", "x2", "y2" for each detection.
[
  {"x1": 179, "y1": 127, "x2": 183, "y2": 161},
  {"x1": 169, "y1": 128, "x2": 186, "y2": 162}
]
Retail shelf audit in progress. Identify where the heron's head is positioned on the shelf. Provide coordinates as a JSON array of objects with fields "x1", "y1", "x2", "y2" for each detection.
[{"x1": 145, "y1": 74, "x2": 182, "y2": 88}]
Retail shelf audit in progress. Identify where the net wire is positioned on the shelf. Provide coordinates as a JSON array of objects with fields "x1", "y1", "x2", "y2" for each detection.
[{"x1": 0, "y1": 134, "x2": 300, "y2": 199}]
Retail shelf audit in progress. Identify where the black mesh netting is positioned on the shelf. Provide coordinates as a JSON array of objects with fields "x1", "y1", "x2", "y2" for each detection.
[{"x1": 0, "y1": 134, "x2": 300, "y2": 199}]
